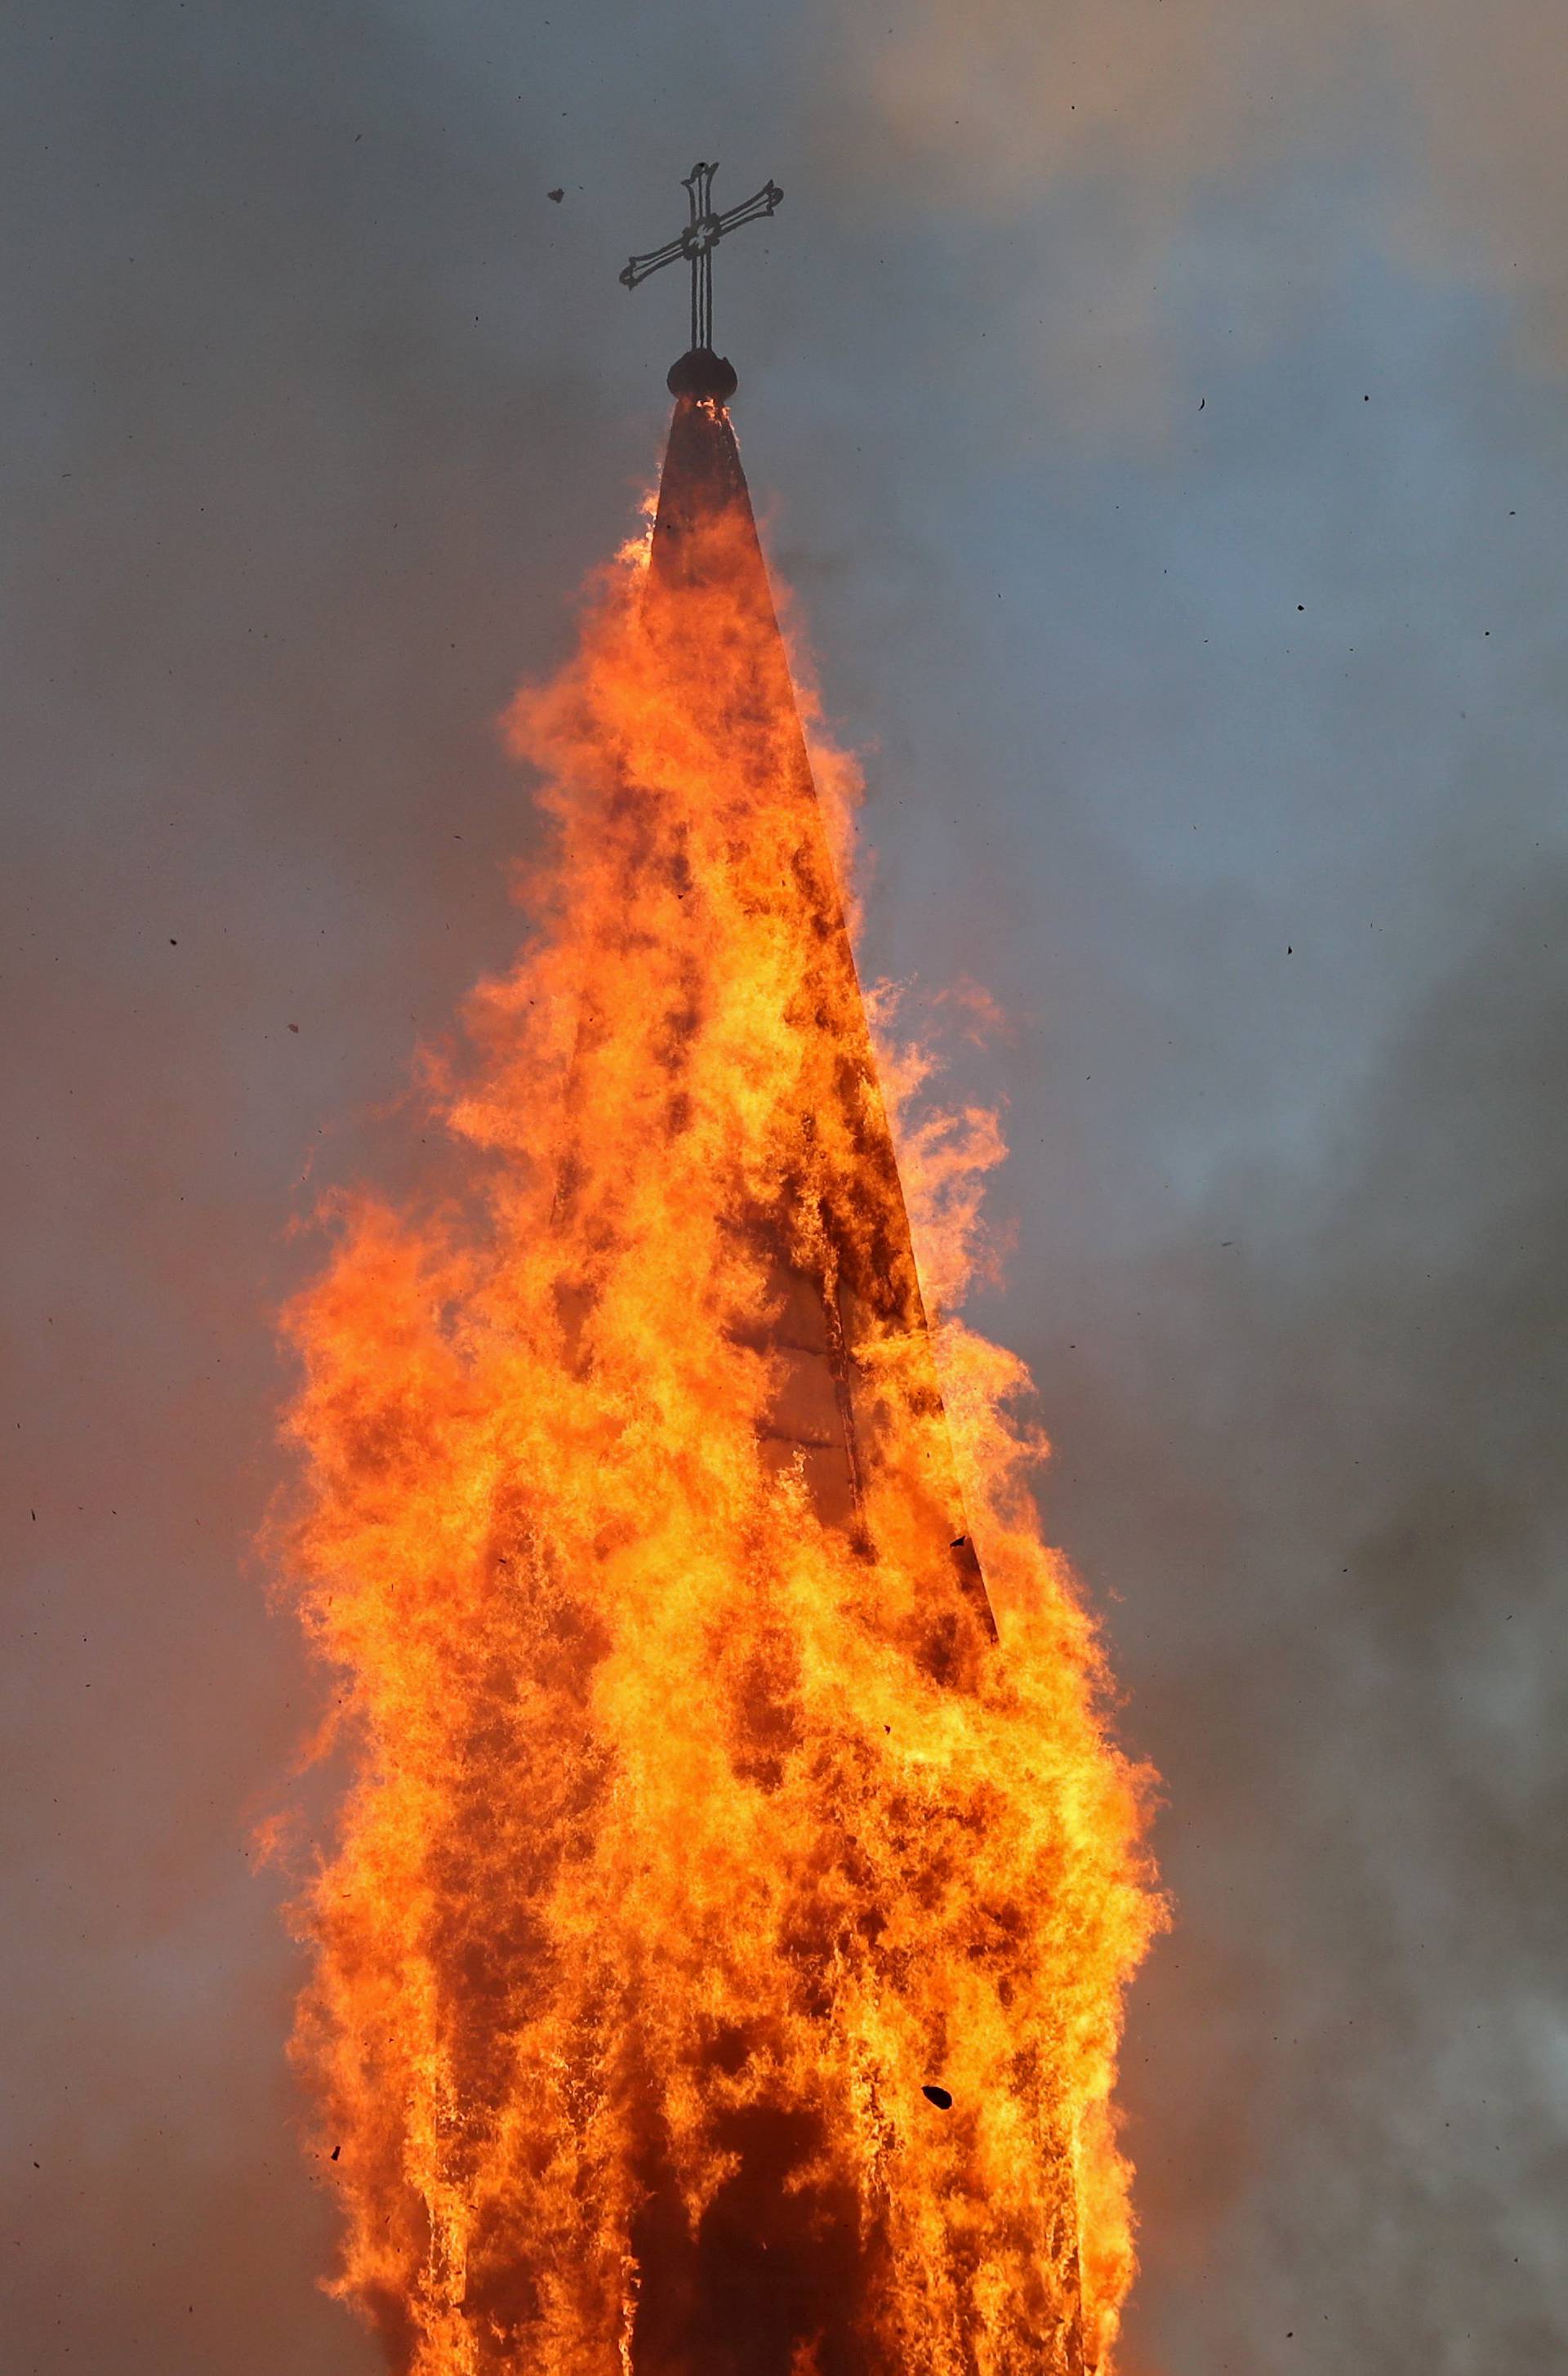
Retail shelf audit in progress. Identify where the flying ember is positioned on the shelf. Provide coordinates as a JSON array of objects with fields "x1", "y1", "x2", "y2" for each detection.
[{"x1": 275, "y1": 172, "x2": 1160, "y2": 2376}]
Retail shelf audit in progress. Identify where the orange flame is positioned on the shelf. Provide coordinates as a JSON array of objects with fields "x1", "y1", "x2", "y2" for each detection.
[{"x1": 276, "y1": 396, "x2": 1160, "y2": 2375}]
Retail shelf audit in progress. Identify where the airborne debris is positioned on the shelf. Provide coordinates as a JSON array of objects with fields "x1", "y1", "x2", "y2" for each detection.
[
  {"x1": 548, "y1": 188, "x2": 564, "y2": 203},
  {"x1": 922, "y1": 2084, "x2": 954, "y2": 2110}
]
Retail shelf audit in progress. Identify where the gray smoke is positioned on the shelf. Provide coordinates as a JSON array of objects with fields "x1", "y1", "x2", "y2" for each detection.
[
  {"x1": 1036, "y1": 876, "x2": 1568, "y2": 2371},
  {"x1": 2, "y1": 4, "x2": 1564, "y2": 2372}
]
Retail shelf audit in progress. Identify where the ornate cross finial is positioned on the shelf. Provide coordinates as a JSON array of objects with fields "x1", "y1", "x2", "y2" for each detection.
[{"x1": 620, "y1": 162, "x2": 783, "y2": 359}]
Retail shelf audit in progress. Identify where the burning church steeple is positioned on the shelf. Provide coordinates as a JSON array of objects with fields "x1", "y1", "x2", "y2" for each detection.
[
  {"x1": 277, "y1": 177, "x2": 1157, "y2": 2376},
  {"x1": 627, "y1": 163, "x2": 995, "y2": 1668},
  {"x1": 648, "y1": 456, "x2": 1002, "y2": 1679}
]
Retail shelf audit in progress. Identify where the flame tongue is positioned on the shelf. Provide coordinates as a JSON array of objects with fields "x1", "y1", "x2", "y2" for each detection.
[{"x1": 280, "y1": 386, "x2": 1159, "y2": 2374}]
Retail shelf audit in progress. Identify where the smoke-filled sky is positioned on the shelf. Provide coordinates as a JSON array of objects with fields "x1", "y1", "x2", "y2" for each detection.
[{"x1": 4, "y1": 4, "x2": 1565, "y2": 2370}]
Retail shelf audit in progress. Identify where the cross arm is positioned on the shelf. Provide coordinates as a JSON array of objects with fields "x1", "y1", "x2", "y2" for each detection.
[
  {"x1": 714, "y1": 181, "x2": 783, "y2": 238},
  {"x1": 620, "y1": 234, "x2": 688, "y2": 292}
]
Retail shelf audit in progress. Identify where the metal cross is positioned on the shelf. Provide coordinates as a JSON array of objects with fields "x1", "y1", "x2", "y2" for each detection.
[{"x1": 619, "y1": 162, "x2": 783, "y2": 354}]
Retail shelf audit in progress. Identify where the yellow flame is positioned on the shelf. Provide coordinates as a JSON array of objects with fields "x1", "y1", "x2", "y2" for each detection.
[{"x1": 277, "y1": 439, "x2": 1162, "y2": 2374}]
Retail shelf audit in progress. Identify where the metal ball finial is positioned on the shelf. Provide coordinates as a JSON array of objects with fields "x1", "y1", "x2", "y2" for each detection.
[{"x1": 666, "y1": 348, "x2": 739, "y2": 402}]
